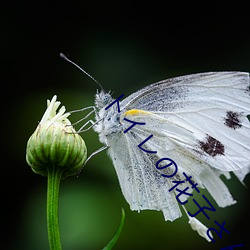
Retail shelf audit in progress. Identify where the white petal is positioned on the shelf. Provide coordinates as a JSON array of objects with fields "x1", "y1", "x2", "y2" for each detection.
[
  {"x1": 40, "y1": 95, "x2": 71, "y2": 125},
  {"x1": 183, "y1": 205, "x2": 213, "y2": 242},
  {"x1": 188, "y1": 216, "x2": 212, "y2": 242}
]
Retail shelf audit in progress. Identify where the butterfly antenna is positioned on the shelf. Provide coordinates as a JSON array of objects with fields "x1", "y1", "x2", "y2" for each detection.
[{"x1": 60, "y1": 53, "x2": 104, "y2": 91}]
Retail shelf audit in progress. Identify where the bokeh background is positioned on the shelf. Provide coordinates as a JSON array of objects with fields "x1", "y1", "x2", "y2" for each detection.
[{"x1": 2, "y1": 1, "x2": 250, "y2": 250}]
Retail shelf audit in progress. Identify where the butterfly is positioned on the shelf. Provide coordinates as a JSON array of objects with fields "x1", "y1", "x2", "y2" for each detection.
[
  {"x1": 91, "y1": 71, "x2": 250, "y2": 223},
  {"x1": 60, "y1": 53, "x2": 250, "y2": 239}
]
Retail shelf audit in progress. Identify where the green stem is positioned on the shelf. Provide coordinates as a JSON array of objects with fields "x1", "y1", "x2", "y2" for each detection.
[{"x1": 47, "y1": 165, "x2": 63, "y2": 250}]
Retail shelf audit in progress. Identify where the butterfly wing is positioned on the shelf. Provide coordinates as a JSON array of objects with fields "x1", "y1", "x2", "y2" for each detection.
[
  {"x1": 100, "y1": 72, "x2": 249, "y2": 221},
  {"x1": 106, "y1": 129, "x2": 182, "y2": 221},
  {"x1": 120, "y1": 72, "x2": 250, "y2": 173}
]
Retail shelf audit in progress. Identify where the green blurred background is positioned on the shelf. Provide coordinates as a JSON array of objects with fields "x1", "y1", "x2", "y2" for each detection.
[{"x1": 2, "y1": 1, "x2": 250, "y2": 250}]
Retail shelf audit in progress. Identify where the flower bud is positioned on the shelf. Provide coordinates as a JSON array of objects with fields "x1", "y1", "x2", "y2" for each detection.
[{"x1": 26, "y1": 95, "x2": 87, "y2": 178}]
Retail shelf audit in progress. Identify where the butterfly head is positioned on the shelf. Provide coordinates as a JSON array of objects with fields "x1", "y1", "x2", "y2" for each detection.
[
  {"x1": 95, "y1": 90, "x2": 114, "y2": 110},
  {"x1": 93, "y1": 90, "x2": 122, "y2": 144}
]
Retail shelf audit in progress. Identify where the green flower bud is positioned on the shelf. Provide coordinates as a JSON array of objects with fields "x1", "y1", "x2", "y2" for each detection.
[{"x1": 26, "y1": 95, "x2": 87, "y2": 178}]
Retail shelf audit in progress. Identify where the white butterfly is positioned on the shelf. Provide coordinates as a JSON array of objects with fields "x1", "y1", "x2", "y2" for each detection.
[
  {"x1": 91, "y1": 72, "x2": 250, "y2": 224},
  {"x1": 58, "y1": 61, "x2": 249, "y2": 241}
]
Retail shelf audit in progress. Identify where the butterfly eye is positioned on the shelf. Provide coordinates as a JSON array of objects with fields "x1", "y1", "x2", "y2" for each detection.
[
  {"x1": 95, "y1": 92, "x2": 113, "y2": 109},
  {"x1": 103, "y1": 95, "x2": 112, "y2": 105}
]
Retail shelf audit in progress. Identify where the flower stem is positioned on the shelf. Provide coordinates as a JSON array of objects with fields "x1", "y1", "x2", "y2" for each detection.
[{"x1": 47, "y1": 165, "x2": 63, "y2": 250}]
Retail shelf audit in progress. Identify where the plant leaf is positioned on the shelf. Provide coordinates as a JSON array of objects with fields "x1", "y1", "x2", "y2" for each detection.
[{"x1": 102, "y1": 208, "x2": 125, "y2": 250}]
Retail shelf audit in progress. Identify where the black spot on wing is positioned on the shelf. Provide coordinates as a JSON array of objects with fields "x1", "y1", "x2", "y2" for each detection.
[
  {"x1": 246, "y1": 84, "x2": 250, "y2": 94},
  {"x1": 199, "y1": 135, "x2": 225, "y2": 157},
  {"x1": 224, "y1": 111, "x2": 243, "y2": 130}
]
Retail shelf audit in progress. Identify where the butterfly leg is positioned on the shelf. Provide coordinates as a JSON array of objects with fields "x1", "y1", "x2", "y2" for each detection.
[
  {"x1": 77, "y1": 145, "x2": 108, "y2": 176},
  {"x1": 85, "y1": 145, "x2": 108, "y2": 165},
  {"x1": 68, "y1": 106, "x2": 101, "y2": 132},
  {"x1": 70, "y1": 106, "x2": 96, "y2": 126}
]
